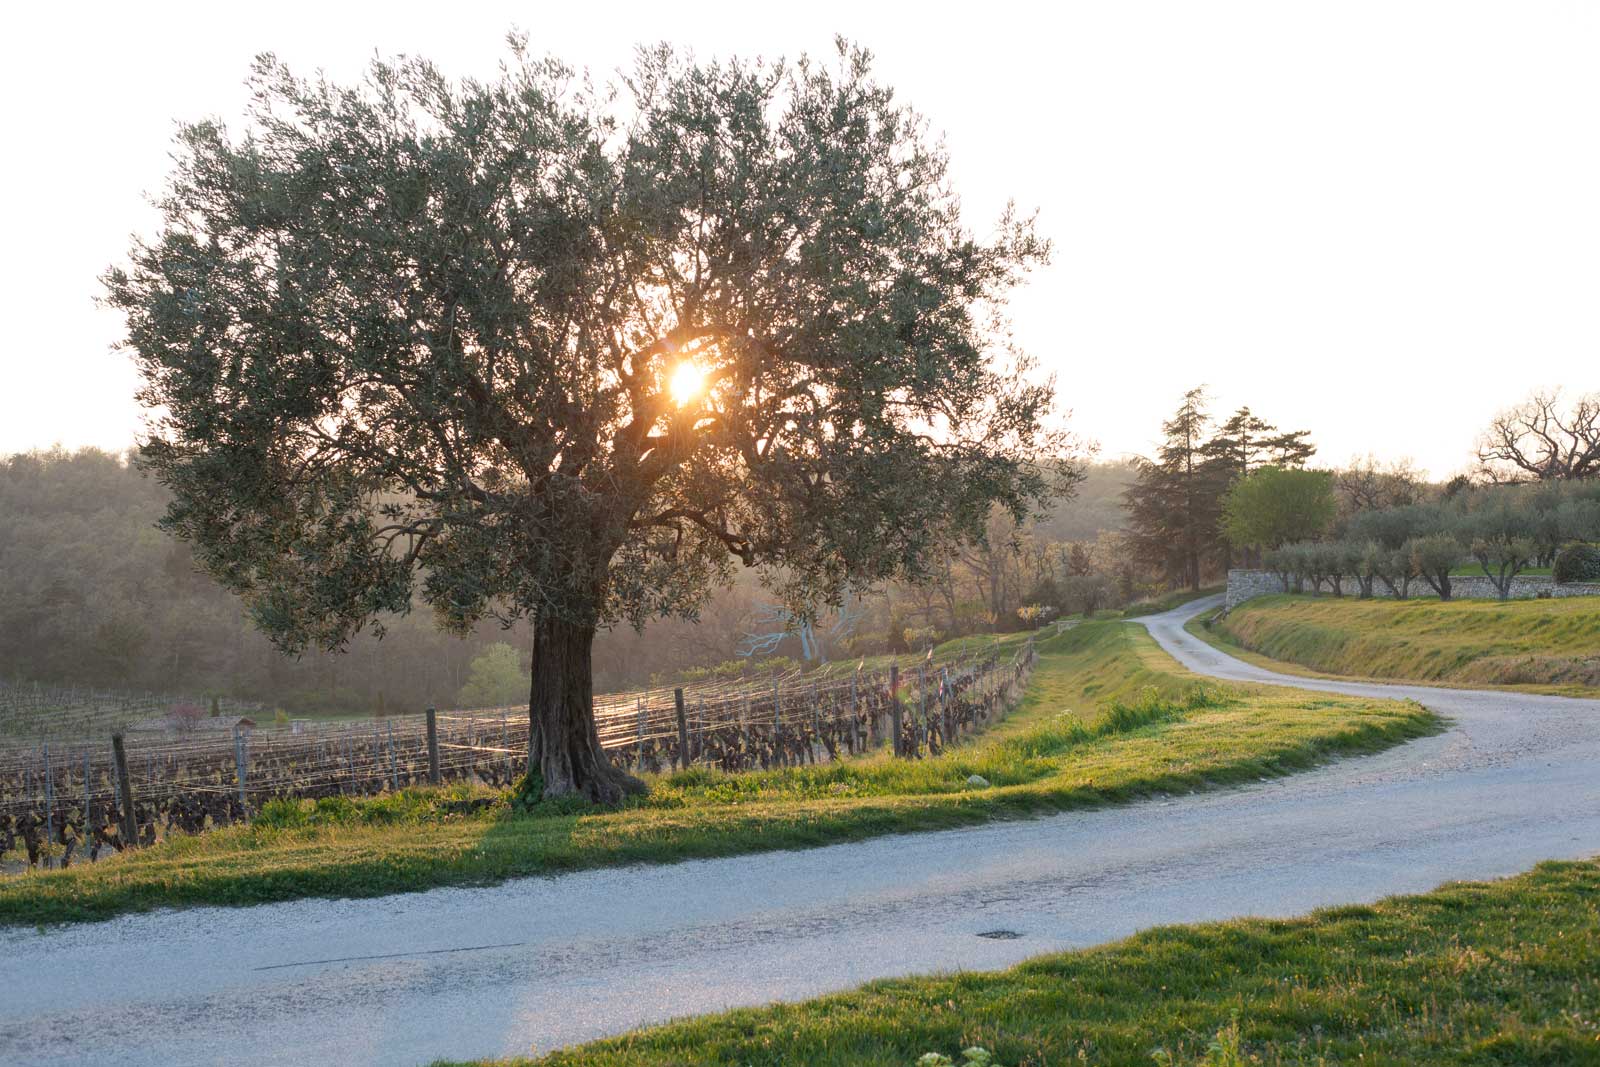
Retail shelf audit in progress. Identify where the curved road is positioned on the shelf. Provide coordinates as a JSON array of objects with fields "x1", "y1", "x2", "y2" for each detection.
[{"x1": 4, "y1": 597, "x2": 1599, "y2": 1066}]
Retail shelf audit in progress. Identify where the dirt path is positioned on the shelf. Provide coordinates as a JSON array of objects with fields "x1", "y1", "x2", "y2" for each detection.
[{"x1": 4, "y1": 596, "x2": 1598, "y2": 1067}]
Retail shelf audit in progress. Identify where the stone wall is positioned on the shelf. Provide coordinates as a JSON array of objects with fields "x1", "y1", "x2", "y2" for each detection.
[{"x1": 1226, "y1": 568, "x2": 1600, "y2": 610}]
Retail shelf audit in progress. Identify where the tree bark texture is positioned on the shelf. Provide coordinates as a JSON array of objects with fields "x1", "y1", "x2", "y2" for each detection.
[{"x1": 528, "y1": 616, "x2": 646, "y2": 803}]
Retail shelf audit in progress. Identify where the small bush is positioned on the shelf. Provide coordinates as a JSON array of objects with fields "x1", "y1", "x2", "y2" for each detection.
[{"x1": 1553, "y1": 542, "x2": 1600, "y2": 583}]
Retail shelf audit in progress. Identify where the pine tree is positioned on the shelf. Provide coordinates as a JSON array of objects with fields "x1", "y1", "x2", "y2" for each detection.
[
  {"x1": 1201, "y1": 407, "x2": 1315, "y2": 568},
  {"x1": 1125, "y1": 388, "x2": 1224, "y2": 591}
]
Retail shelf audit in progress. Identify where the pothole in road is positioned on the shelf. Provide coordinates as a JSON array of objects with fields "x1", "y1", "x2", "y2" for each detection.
[{"x1": 975, "y1": 929, "x2": 1023, "y2": 940}]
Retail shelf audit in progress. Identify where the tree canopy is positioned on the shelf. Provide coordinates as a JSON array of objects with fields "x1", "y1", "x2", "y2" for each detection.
[
  {"x1": 1221, "y1": 466, "x2": 1335, "y2": 551},
  {"x1": 105, "y1": 40, "x2": 1067, "y2": 799},
  {"x1": 1475, "y1": 390, "x2": 1600, "y2": 483}
]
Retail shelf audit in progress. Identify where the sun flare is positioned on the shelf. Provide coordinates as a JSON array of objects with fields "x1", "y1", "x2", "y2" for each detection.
[{"x1": 668, "y1": 360, "x2": 708, "y2": 407}]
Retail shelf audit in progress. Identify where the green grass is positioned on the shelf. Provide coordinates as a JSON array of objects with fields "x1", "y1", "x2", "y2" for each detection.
[
  {"x1": 440, "y1": 858, "x2": 1600, "y2": 1067},
  {"x1": 1449, "y1": 564, "x2": 1553, "y2": 577},
  {"x1": 1209, "y1": 595, "x2": 1600, "y2": 695},
  {"x1": 0, "y1": 621, "x2": 1438, "y2": 927},
  {"x1": 671, "y1": 631, "x2": 1039, "y2": 687}
]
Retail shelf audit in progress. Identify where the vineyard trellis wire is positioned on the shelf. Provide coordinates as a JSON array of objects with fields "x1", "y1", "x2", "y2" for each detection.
[
  {"x1": 0, "y1": 637, "x2": 1036, "y2": 871},
  {"x1": 0, "y1": 679, "x2": 267, "y2": 742}
]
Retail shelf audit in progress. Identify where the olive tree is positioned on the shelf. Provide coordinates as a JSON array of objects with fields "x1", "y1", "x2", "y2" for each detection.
[
  {"x1": 1309, "y1": 541, "x2": 1359, "y2": 597},
  {"x1": 1344, "y1": 503, "x2": 1445, "y2": 551},
  {"x1": 105, "y1": 42, "x2": 1065, "y2": 801},
  {"x1": 1458, "y1": 504, "x2": 1537, "y2": 600},
  {"x1": 1408, "y1": 534, "x2": 1462, "y2": 601},
  {"x1": 1372, "y1": 544, "x2": 1417, "y2": 599},
  {"x1": 1350, "y1": 540, "x2": 1382, "y2": 599},
  {"x1": 1262, "y1": 543, "x2": 1302, "y2": 593}
]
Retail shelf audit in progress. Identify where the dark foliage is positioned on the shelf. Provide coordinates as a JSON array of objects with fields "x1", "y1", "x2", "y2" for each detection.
[{"x1": 1553, "y1": 542, "x2": 1600, "y2": 584}]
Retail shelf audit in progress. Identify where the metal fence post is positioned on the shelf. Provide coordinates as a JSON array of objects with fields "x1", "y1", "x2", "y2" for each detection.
[
  {"x1": 934, "y1": 668, "x2": 947, "y2": 742},
  {"x1": 426, "y1": 707, "x2": 441, "y2": 785},
  {"x1": 810, "y1": 684, "x2": 820, "y2": 763},
  {"x1": 501, "y1": 714, "x2": 511, "y2": 780},
  {"x1": 636, "y1": 696, "x2": 646, "y2": 770},
  {"x1": 111, "y1": 733, "x2": 137, "y2": 849},
  {"x1": 856, "y1": 667, "x2": 871, "y2": 747},
  {"x1": 674, "y1": 688, "x2": 689, "y2": 771},
  {"x1": 774, "y1": 677, "x2": 785, "y2": 766},
  {"x1": 917, "y1": 665, "x2": 927, "y2": 757}
]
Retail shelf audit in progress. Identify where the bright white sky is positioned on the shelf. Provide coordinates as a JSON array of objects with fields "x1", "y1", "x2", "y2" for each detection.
[{"x1": 3, "y1": 1, "x2": 1597, "y2": 477}]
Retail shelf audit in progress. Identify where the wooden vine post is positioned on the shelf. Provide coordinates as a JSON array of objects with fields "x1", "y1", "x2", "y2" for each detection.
[
  {"x1": 889, "y1": 665, "x2": 903, "y2": 757},
  {"x1": 425, "y1": 707, "x2": 441, "y2": 784},
  {"x1": 674, "y1": 688, "x2": 689, "y2": 772},
  {"x1": 111, "y1": 733, "x2": 138, "y2": 850}
]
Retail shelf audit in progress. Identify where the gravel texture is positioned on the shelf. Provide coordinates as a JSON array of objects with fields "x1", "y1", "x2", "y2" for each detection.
[{"x1": 3, "y1": 595, "x2": 1598, "y2": 1067}]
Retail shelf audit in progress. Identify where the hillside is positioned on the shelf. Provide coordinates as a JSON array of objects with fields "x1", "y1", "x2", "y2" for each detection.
[{"x1": 1210, "y1": 595, "x2": 1600, "y2": 693}]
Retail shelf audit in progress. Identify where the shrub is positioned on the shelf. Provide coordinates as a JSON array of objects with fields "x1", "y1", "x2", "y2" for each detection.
[
  {"x1": 1060, "y1": 573, "x2": 1116, "y2": 616},
  {"x1": 1016, "y1": 603, "x2": 1058, "y2": 628},
  {"x1": 1553, "y1": 542, "x2": 1600, "y2": 583},
  {"x1": 169, "y1": 702, "x2": 205, "y2": 734}
]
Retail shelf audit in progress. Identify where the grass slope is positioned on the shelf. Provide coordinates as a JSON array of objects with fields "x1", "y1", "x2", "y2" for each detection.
[
  {"x1": 0, "y1": 622, "x2": 1437, "y2": 927},
  {"x1": 444, "y1": 859, "x2": 1600, "y2": 1067},
  {"x1": 1212, "y1": 595, "x2": 1600, "y2": 695}
]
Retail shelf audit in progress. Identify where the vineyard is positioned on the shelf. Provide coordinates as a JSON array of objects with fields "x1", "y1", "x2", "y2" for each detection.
[{"x1": 1, "y1": 638, "x2": 1036, "y2": 871}]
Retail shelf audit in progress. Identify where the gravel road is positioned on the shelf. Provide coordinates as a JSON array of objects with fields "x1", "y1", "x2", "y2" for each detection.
[{"x1": 4, "y1": 596, "x2": 1598, "y2": 1067}]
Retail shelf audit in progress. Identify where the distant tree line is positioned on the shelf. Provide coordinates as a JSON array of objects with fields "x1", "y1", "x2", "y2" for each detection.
[
  {"x1": 10, "y1": 388, "x2": 1591, "y2": 710},
  {"x1": 1119, "y1": 386, "x2": 1600, "y2": 598},
  {"x1": 0, "y1": 449, "x2": 1137, "y2": 710},
  {"x1": 0, "y1": 449, "x2": 508, "y2": 713},
  {"x1": 1259, "y1": 481, "x2": 1600, "y2": 601},
  {"x1": 0, "y1": 448, "x2": 781, "y2": 712}
]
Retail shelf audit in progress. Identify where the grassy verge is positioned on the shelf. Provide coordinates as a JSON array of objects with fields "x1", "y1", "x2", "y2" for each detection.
[
  {"x1": 1207, "y1": 595, "x2": 1600, "y2": 696},
  {"x1": 0, "y1": 622, "x2": 1437, "y2": 927},
  {"x1": 442, "y1": 858, "x2": 1600, "y2": 1067}
]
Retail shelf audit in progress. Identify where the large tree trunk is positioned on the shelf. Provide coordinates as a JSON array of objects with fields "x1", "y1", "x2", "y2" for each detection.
[{"x1": 528, "y1": 616, "x2": 646, "y2": 804}]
